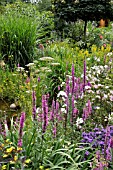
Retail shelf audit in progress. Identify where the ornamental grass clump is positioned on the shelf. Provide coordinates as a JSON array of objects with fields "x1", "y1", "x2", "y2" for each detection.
[{"x1": 0, "y1": 11, "x2": 37, "y2": 68}]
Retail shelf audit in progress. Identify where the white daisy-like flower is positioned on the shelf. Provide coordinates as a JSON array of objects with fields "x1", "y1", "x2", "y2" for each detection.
[
  {"x1": 61, "y1": 108, "x2": 66, "y2": 113},
  {"x1": 95, "y1": 106, "x2": 100, "y2": 110},
  {"x1": 103, "y1": 94, "x2": 108, "y2": 99},
  {"x1": 87, "y1": 58, "x2": 90, "y2": 61},
  {"x1": 36, "y1": 107, "x2": 42, "y2": 113},
  {"x1": 39, "y1": 57, "x2": 54, "y2": 61},
  {"x1": 105, "y1": 86, "x2": 109, "y2": 89},
  {"x1": 97, "y1": 58, "x2": 100, "y2": 62},
  {"x1": 40, "y1": 67, "x2": 49, "y2": 71},
  {"x1": 57, "y1": 91, "x2": 67, "y2": 98},
  {"x1": 106, "y1": 52, "x2": 112, "y2": 57},
  {"x1": 46, "y1": 69, "x2": 52, "y2": 73},
  {"x1": 85, "y1": 85, "x2": 91, "y2": 90},
  {"x1": 76, "y1": 117, "x2": 83, "y2": 127},
  {"x1": 26, "y1": 90, "x2": 31, "y2": 94},
  {"x1": 16, "y1": 67, "x2": 25, "y2": 72},
  {"x1": 50, "y1": 62, "x2": 60, "y2": 66},
  {"x1": 26, "y1": 63, "x2": 35, "y2": 67},
  {"x1": 104, "y1": 65, "x2": 108, "y2": 69},
  {"x1": 33, "y1": 60, "x2": 38, "y2": 64}
]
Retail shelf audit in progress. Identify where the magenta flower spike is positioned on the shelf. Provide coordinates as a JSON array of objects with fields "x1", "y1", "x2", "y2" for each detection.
[
  {"x1": 42, "y1": 95, "x2": 48, "y2": 134},
  {"x1": 18, "y1": 112, "x2": 25, "y2": 147},
  {"x1": 50, "y1": 99, "x2": 55, "y2": 121},
  {"x1": 72, "y1": 63, "x2": 75, "y2": 94},
  {"x1": 71, "y1": 95, "x2": 75, "y2": 125},
  {"x1": 19, "y1": 112, "x2": 25, "y2": 138},
  {"x1": 110, "y1": 136, "x2": 113, "y2": 148},
  {"x1": 37, "y1": 76, "x2": 40, "y2": 82},
  {"x1": 87, "y1": 100, "x2": 92, "y2": 114},
  {"x1": 32, "y1": 90, "x2": 36, "y2": 120},
  {"x1": 66, "y1": 77, "x2": 70, "y2": 97},
  {"x1": 83, "y1": 60, "x2": 86, "y2": 91}
]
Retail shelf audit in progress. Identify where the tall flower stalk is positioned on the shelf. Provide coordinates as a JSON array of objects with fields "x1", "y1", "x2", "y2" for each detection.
[
  {"x1": 83, "y1": 60, "x2": 86, "y2": 92},
  {"x1": 32, "y1": 90, "x2": 36, "y2": 120},
  {"x1": 18, "y1": 112, "x2": 26, "y2": 147},
  {"x1": 42, "y1": 95, "x2": 48, "y2": 136}
]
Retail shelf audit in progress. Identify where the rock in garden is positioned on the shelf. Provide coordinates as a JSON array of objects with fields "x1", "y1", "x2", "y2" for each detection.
[{"x1": 10, "y1": 103, "x2": 17, "y2": 109}]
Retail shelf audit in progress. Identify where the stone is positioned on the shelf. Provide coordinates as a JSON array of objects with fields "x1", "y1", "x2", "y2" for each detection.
[{"x1": 10, "y1": 103, "x2": 17, "y2": 109}]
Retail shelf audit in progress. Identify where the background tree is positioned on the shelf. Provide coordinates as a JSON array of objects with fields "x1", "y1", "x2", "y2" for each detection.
[
  {"x1": 76, "y1": 0, "x2": 112, "y2": 38},
  {"x1": 53, "y1": 0, "x2": 113, "y2": 38}
]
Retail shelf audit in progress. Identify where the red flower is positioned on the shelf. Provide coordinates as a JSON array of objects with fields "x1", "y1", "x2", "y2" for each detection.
[
  {"x1": 103, "y1": 43, "x2": 106, "y2": 48},
  {"x1": 39, "y1": 44, "x2": 44, "y2": 50},
  {"x1": 99, "y1": 35, "x2": 103, "y2": 40}
]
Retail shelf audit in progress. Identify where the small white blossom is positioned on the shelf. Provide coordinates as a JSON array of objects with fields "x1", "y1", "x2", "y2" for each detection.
[
  {"x1": 16, "y1": 67, "x2": 24, "y2": 72},
  {"x1": 76, "y1": 117, "x2": 83, "y2": 127},
  {"x1": 39, "y1": 57, "x2": 54, "y2": 61},
  {"x1": 50, "y1": 62, "x2": 60, "y2": 66},
  {"x1": 26, "y1": 63, "x2": 35, "y2": 67},
  {"x1": 57, "y1": 91, "x2": 67, "y2": 98}
]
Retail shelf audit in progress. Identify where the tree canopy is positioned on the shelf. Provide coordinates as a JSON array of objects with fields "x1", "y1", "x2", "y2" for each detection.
[{"x1": 53, "y1": 0, "x2": 113, "y2": 36}]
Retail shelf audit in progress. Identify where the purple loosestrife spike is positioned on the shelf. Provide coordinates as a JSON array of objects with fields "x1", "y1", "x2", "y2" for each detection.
[
  {"x1": 53, "y1": 126, "x2": 56, "y2": 138},
  {"x1": 66, "y1": 77, "x2": 70, "y2": 97},
  {"x1": 96, "y1": 150, "x2": 100, "y2": 161},
  {"x1": 42, "y1": 95, "x2": 48, "y2": 134},
  {"x1": 18, "y1": 138, "x2": 22, "y2": 147},
  {"x1": 72, "y1": 63, "x2": 75, "y2": 94},
  {"x1": 104, "y1": 126, "x2": 110, "y2": 159},
  {"x1": 32, "y1": 90, "x2": 36, "y2": 120},
  {"x1": 83, "y1": 60, "x2": 86, "y2": 92},
  {"x1": 37, "y1": 76, "x2": 40, "y2": 82},
  {"x1": 73, "y1": 108, "x2": 78, "y2": 119},
  {"x1": 82, "y1": 107, "x2": 89, "y2": 120},
  {"x1": 110, "y1": 136, "x2": 113, "y2": 148},
  {"x1": 56, "y1": 101, "x2": 59, "y2": 118},
  {"x1": 58, "y1": 85, "x2": 60, "y2": 91},
  {"x1": 50, "y1": 99, "x2": 55, "y2": 121},
  {"x1": 18, "y1": 112, "x2": 25, "y2": 147},
  {"x1": 64, "y1": 97, "x2": 68, "y2": 135},
  {"x1": 19, "y1": 112, "x2": 25, "y2": 138},
  {"x1": 87, "y1": 100, "x2": 92, "y2": 113},
  {"x1": 71, "y1": 95, "x2": 74, "y2": 125}
]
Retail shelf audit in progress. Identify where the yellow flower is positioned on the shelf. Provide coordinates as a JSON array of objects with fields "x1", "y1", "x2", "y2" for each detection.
[
  {"x1": 2, "y1": 165, "x2": 7, "y2": 170},
  {"x1": 5, "y1": 139, "x2": 10, "y2": 143},
  {"x1": 84, "y1": 50, "x2": 89, "y2": 56},
  {"x1": 3, "y1": 154, "x2": 8, "y2": 158},
  {"x1": 91, "y1": 45, "x2": 97, "y2": 53},
  {"x1": 0, "y1": 143, "x2": 4, "y2": 150},
  {"x1": 6, "y1": 146, "x2": 15, "y2": 153},
  {"x1": 1, "y1": 143, "x2": 4, "y2": 147},
  {"x1": 25, "y1": 159, "x2": 31, "y2": 164},
  {"x1": 10, "y1": 161, "x2": 15, "y2": 164},
  {"x1": 101, "y1": 45, "x2": 104, "y2": 52},
  {"x1": 39, "y1": 166, "x2": 44, "y2": 170},
  {"x1": 17, "y1": 147, "x2": 22, "y2": 151},
  {"x1": 14, "y1": 155, "x2": 18, "y2": 161}
]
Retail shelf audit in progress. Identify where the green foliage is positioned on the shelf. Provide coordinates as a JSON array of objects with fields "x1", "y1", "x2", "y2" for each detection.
[
  {"x1": 37, "y1": 0, "x2": 52, "y2": 12},
  {"x1": 0, "y1": 3, "x2": 37, "y2": 67},
  {"x1": 36, "y1": 11, "x2": 54, "y2": 44}
]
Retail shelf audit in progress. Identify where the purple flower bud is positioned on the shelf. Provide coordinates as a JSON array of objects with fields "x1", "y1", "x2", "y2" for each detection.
[{"x1": 37, "y1": 76, "x2": 40, "y2": 82}]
